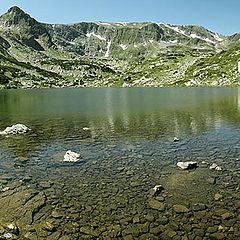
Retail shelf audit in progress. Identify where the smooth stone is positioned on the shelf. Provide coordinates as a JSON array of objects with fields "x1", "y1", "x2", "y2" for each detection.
[
  {"x1": 130, "y1": 182, "x2": 142, "y2": 187},
  {"x1": 214, "y1": 193, "x2": 223, "y2": 201},
  {"x1": 139, "y1": 233, "x2": 158, "y2": 240},
  {"x1": 158, "y1": 216, "x2": 169, "y2": 225},
  {"x1": 207, "y1": 177, "x2": 217, "y2": 185},
  {"x1": 80, "y1": 226, "x2": 99, "y2": 237},
  {"x1": 149, "y1": 226, "x2": 162, "y2": 235},
  {"x1": 148, "y1": 199, "x2": 165, "y2": 211},
  {"x1": 210, "y1": 163, "x2": 222, "y2": 171},
  {"x1": 173, "y1": 204, "x2": 190, "y2": 213},
  {"x1": 39, "y1": 181, "x2": 51, "y2": 189},
  {"x1": 209, "y1": 233, "x2": 225, "y2": 239},
  {"x1": 117, "y1": 167, "x2": 125, "y2": 172},
  {"x1": 162, "y1": 229, "x2": 177, "y2": 238},
  {"x1": 63, "y1": 150, "x2": 80, "y2": 162},
  {"x1": 221, "y1": 212, "x2": 234, "y2": 220},
  {"x1": 145, "y1": 213, "x2": 155, "y2": 222},
  {"x1": 123, "y1": 235, "x2": 134, "y2": 240},
  {"x1": 192, "y1": 203, "x2": 207, "y2": 211},
  {"x1": 177, "y1": 161, "x2": 197, "y2": 170},
  {"x1": 132, "y1": 216, "x2": 140, "y2": 224},
  {"x1": 42, "y1": 221, "x2": 55, "y2": 232},
  {"x1": 0, "y1": 124, "x2": 30, "y2": 135},
  {"x1": 207, "y1": 226, "x2": 218, "y2": 233},
  {"x1": 51, "y1": 211, "x2": 63, "y2": 219}
]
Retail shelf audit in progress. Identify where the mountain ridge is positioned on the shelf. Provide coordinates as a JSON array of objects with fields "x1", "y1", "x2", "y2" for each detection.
[{"x1": 0, "y1": 6, "x2": 239, "y2": 88}]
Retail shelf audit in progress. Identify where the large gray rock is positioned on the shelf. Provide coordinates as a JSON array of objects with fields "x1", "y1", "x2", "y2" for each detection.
[{"x1": 0, "y1": 124, "x2": 30, "y2": 135}]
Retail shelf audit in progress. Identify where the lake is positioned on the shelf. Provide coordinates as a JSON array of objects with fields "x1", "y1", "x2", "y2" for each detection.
[{"x1": 0, "y1": 87, "x2": 239, "y2": 239}]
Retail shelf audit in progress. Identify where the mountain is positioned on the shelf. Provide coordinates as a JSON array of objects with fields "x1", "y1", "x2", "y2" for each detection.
[{"x1": 0, "y1": 6, "x2": 239, "y2": 88}]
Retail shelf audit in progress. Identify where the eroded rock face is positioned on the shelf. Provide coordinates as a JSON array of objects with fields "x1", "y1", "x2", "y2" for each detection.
[
  {"x1": 0, "y1": 124, "x2": 30, "y2": 135},
  {"x1": 63, "y1": 150, "x2": 80, "y2": 162}
]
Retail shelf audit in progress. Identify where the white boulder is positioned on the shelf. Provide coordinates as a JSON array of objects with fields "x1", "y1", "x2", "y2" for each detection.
[
  {"x1": 153, "y1": 185, "x2": 164, "y2": 196},
  {"x1": 63, "y1": 150, "x2": 80, "y2": 162},
  {"x1": 173, "y1": 137, "x2": 180, "y2": 142},
  {"x1": 177, "y1": 161, "x2": 197, "y2": 170},
  {"x1": 0, "y1": 124, "x2": 30, "y2": 135},
  {"x1": 210, "y1": 163, "x2": 222, "y2": 171}
]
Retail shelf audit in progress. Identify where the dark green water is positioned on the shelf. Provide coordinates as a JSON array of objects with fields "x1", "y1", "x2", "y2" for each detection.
[{"x1": 0, "y1": 88, "x2": 239, "y2": 239}]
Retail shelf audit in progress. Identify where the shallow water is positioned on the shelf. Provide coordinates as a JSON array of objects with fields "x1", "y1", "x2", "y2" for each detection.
[{"x1": 0, "y1": 88, "x2": 239, "y2": 239}]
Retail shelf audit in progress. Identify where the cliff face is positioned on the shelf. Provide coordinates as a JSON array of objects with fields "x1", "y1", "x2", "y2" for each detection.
[
  {"x1": 0, "y1": 6, "x2": 239, "y2": 88},
  {"x1": 46, "y1": 22, "x2": 223, "y2": 58}
]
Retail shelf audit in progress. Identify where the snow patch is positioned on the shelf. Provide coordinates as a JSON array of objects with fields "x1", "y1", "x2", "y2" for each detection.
[
  {"x1": 105, "y1": 41, "x2": 112, "y2": 57},
  {"x1": 163, "y1": 24, "x2": 217, "y2": 44},
  {"x1": 97, "y1": 22, "x2": 112, "y2": 26},
  {"x1": 120, "y1": 44, "x2": 128, "y2": 50},
  {"x1": 163, "y1": 24, "x2": 189, "y2": 37},
  {"x1": 161, "y1": 39, "x2": 178, "y2": 44},
  {"x1": 190, "y1": 33, "x2": 215, "y2": 44},
  {"x1": 116, "y1": 22, "x2": 129, "y2": 26},
  {"x1": 86, "y1": 32, "x2": 106, "y2": 41},
  {"x1": 213, "y1": 33, "x2": 223, "y2": 42}
]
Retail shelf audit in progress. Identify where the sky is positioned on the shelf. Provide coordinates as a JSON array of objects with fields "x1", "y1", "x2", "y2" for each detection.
[{"x1": 0, "y1": 0, "x2": 239, "y2": 36}]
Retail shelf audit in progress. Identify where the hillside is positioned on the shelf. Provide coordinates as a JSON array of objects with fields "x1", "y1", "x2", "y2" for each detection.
[{"x1": 0, "y1": 6, "x2": 239, "y2": 88}]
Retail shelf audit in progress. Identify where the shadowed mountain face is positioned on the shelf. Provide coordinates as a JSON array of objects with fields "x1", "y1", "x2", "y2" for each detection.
[{"x1": 0, "y1": 6, "x2": 239, "y2": 88}]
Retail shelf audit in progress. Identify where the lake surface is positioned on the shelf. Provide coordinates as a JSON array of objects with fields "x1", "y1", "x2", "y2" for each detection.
[{"x1": 0, "y1": 88, "x2": 239, "y2": 239}]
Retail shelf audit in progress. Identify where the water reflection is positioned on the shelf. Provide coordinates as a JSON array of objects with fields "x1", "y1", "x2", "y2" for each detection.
[{"x1": 0, "y1": 88, "x2": 239, "y2": 157}]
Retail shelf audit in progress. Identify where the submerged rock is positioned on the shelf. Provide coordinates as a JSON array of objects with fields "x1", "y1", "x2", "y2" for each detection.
[
  {"x1": 0, "y1": 124, "x2": 30, "y2": 135},
  {"x1": 63, "y1": 150, "x2": 80, "y2": 162},
  {"x1": 148, "y1": 199, "x2": 165, "y2": 211},
  {"x1": 173, "y1": 204, "x2": 190, "y2": 213},
  {"x1": 42, "y1": 221, "x2": 55, "y2": 232},
  {"x1": 214, "y1": 193, "x2": 223, "y2": 201},
  {"x1": 177, "y1": 161, "x2": 197, "y2": 170}
]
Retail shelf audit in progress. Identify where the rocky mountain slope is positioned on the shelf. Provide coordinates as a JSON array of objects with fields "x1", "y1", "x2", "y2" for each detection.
[{"x1": 0, "y1": 6, "x2": 239, "y2": 88}]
